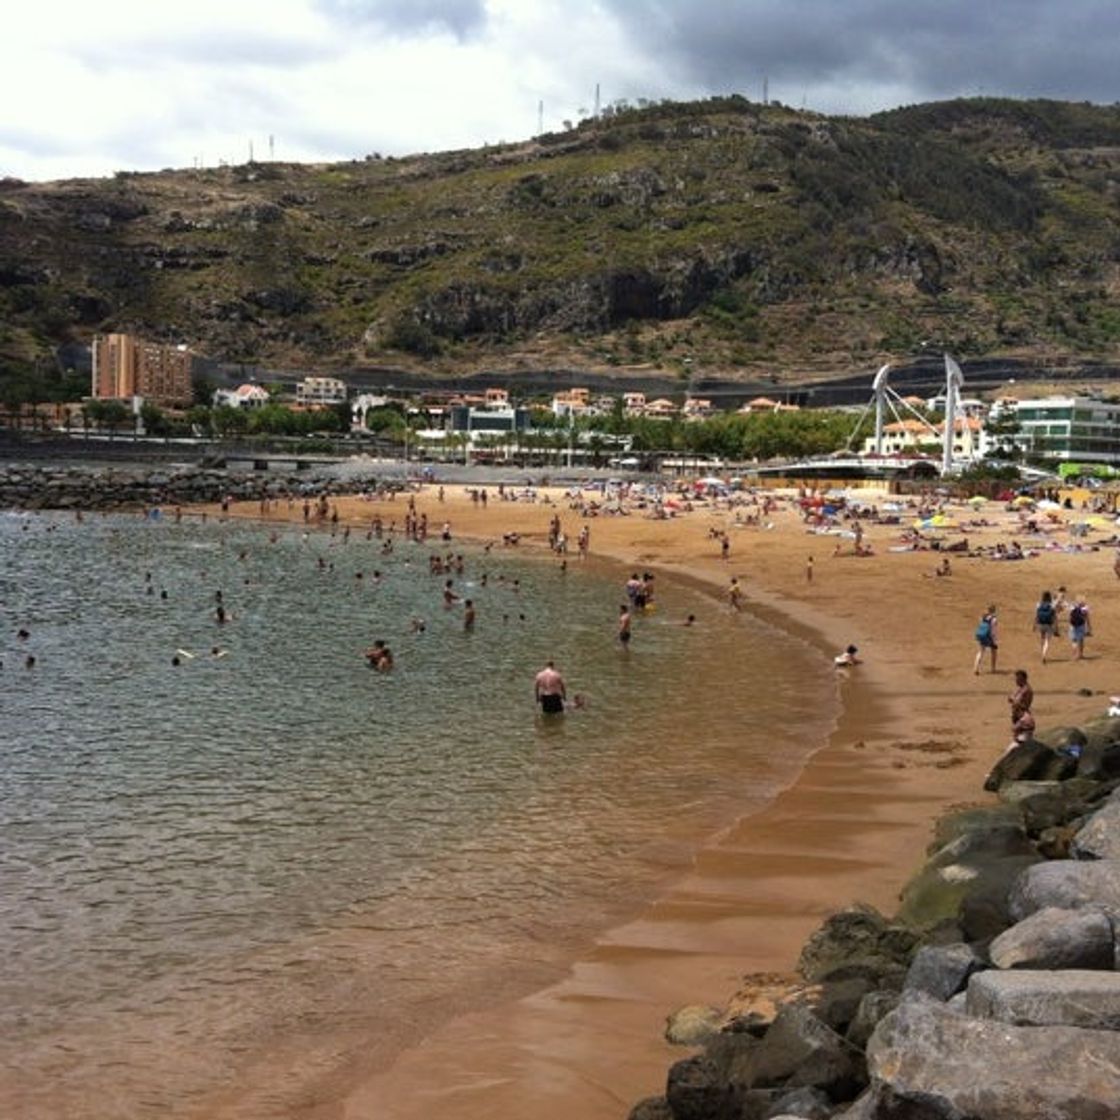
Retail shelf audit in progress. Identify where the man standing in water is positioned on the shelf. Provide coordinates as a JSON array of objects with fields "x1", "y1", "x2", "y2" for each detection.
[{"x1": 534, "y1": 659, "x2": 567, "y2": 715}]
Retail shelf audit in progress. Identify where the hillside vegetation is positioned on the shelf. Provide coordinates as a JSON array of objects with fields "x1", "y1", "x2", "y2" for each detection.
[{"x1": 3, "y1": 96, "x2": 1120, "y2": 393}]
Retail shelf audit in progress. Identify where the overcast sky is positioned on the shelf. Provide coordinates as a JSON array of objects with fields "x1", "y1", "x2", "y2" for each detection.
[{"x1": 2, "y1": 0, "x2": 1116, "y2": 182}]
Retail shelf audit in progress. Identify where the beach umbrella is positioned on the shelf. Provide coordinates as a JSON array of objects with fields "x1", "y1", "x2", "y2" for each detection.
[
  {"x1": 967, "y1": 495, "x2": 987, "y2": 506},
  {"x1": 697, "y1": 476, "x2": 725, "y2": 487},
  {"x1": 1011, "y1": 495, "x2": 1035, "y2": 508},
  {"x1": 1036, "y1": 499, "x2": 1062, "y2": 511}
]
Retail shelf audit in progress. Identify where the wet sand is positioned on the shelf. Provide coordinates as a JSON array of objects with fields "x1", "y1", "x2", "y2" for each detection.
[{"x1": 215, "y1": 482, "x2": 1119, "y2": 1119}]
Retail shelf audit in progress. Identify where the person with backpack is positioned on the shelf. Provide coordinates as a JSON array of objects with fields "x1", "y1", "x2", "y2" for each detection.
[
  {"x1": 974, "y1": 604, "x2": 999, "y2": 675},
  {"x1": 1034, "y1": 590, "x2": 1057, "y2": 663},
  {"x1": 1069, "y1": 599, "x2": 1091, "y2": 661}
]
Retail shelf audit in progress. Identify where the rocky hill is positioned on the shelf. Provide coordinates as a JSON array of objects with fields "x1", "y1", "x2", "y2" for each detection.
[{"x1": 4, "y1": 96, "x2": 1120, "y2": 392}]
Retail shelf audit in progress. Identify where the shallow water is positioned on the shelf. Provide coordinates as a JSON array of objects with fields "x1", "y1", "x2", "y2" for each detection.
[{"x1": 0, "y1": 510, "x2": 836, "y2": 1117}]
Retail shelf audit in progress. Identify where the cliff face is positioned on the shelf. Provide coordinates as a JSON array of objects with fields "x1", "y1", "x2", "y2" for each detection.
[{"x1": 3, "y1": 96, "x2": 1120, "y2": 382}]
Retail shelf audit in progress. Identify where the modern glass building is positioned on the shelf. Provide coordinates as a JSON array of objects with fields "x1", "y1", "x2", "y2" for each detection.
[{"x1": 991, "y1": 396, "x2": 1120, "y2": 465}]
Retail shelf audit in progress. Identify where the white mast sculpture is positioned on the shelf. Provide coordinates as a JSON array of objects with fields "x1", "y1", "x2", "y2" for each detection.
[{"x1": 942, "y1": 354, "x2": 964, "y2": 476}]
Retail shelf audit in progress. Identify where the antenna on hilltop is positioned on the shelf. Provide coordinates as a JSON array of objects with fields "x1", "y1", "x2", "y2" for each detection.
[
  {"x1": 248, "y1": 139, "x2": 254, "y2": 163},
  {"x1": 538, "y1": 99, "x2": 543, "y2": 136},
  {"x1": 269, "y1": 134, "x2": 275, "y2": 161},
  {"x1": 594, "y1": 83, "x2": 601, "y2": 119},
  {"x1": 762, "y1": 75, "x2": 768, "y2": 106}
]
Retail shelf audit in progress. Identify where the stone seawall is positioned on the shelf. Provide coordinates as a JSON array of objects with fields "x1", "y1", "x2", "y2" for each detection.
[
  {"x1": 0, "y1": 463, "x2": 384, "y2": 511},
  {"x1": 631, "y1": 719, "x2": 1120, "y2": 1120}
]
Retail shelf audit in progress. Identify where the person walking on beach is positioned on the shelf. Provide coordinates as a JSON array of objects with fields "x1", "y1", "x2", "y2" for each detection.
[
  {"x1": 1034, "y1": 590, "x2": 1057, "y2": 663},
  {"x1": 727, "y1": 577, "x2": 744, "y2": 612},
  {"x1": 974, "y1": 604, "x2": 998, "y2": 674},
  {"x1": 534, "y1": 659, "x2": 567, "y2": 715},
  {"x1": 1069, "y1": 599, "x2": 1091, "y2": 660}
]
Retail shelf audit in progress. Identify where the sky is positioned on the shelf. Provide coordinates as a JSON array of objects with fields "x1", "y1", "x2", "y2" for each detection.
[{"x1": 2, "y1": 0, "x2": 1117, "y2": 182}]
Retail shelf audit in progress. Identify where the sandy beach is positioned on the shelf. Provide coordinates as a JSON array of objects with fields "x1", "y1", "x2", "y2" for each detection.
[{"x1": 212, "y1": 477, "x2": 1120, "y2": 1119}]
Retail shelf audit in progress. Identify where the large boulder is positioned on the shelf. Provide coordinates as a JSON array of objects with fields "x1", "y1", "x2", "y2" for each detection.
[
  {"x1": 665, "y1": 1054, "x2": 733, "y2": 1120},
  {"x1": 1008, "y1": 859, "x2": 1120, "y2": 920},
  {"x1": 844, "y1": 991, "x2": 901, "y2": 1050},
  {"x1": 736, "y1": 1002, "x2": 864, "y2": 1097},
  {"x1": 1035, "y1": 719, "x2": 1120, "y2": 780},
  {"x1": 1071, "y1": 788, "x2": 1120, "y2": 860},
  {"x1": 966, "y1": 968, "x2": 1120, "y2": 1029},
  {"x1": 896, "y1": 825, "x2": 1041, "y2": 933},
  {"x1": 864, "y1": 995, "x2": 1120, "y2": 1119},
  {"x1": 984, "y1": 740, "x2": 1075, "y2": 790},
  {"x1": 796, "y1": 905, "x2": 916, "y2": 986},
  {"x1": 928, "y1": 802, "x2": 1024, "y2": 853},
  {"x1": 902, "y1": 942, "x2": 984, "y2": 1001},
  {"x1": 988, "y1": 906, "x2": 1115, "y2": 970},
  {"x1": 1018, "y1": 778, "x2": 1116, "y2": 835}
]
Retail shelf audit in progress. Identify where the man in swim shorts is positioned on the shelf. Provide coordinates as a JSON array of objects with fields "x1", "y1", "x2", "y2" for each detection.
[{"x1": 534, "y1": 659, "x2": 567, "y2": 714}]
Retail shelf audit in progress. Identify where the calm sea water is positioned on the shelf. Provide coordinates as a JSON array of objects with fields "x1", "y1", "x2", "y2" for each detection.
[{"x1": 0, "y1": 509, "x2": 836, "y2": 1117}]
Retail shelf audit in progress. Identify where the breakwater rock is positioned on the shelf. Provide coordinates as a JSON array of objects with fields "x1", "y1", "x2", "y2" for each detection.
[
  {"x1": 630, "y1": 716, "x2": 1120, "y2": 1120},
  {"x1": 0, "y1": 463, "x2": 383, "y2": 511}
]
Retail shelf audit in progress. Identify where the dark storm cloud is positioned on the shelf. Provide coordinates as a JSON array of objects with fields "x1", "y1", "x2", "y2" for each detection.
[
  {"x1": 602, "y1": 0, "x2": 1120, "y2": 109},
  {"x1": 316, "y1": 0, "x2": 487, "y2": 40}
]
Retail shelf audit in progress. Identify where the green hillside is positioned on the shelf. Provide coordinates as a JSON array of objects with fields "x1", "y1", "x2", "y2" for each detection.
[{"x1": 3, "y1": 95, "x2": 1120, "y2": 392}]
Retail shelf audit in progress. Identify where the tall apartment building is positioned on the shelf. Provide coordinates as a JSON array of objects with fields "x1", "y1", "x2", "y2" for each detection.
[{"x1": 91, "y1": 333, "x2": 193, "y2": 407}]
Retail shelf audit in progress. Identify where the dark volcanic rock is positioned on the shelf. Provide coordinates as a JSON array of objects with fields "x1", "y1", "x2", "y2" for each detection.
[
  {"x1": 797, "y1": 905, "x2": 916, "y2": 986},
  {"x1": 989, "y1": 905, "x2": 1115, "y2": 970},
  {"x1": 738, "y1": 1003, "x2": 863, "y2": 1097},
  {"x1": 896, "y1": 825, "x2": 1040, "y2": 933},
  {"x1": 983, "y1": 739, "x2": 1076, "y2": 789},
  {"x1": 665, "y1": 1055, "x2": 733, "y2": 1120},
  {"x1": 902, "y1": 943, "x2": 983, "y2": 1001},
  {"x1": 1071, "y1": 788, "x2": 1120, "y2": 859},
  {"x1": 864, "y1": 995, "x2": 1120, "y2": 1119},
  {"x1": 1009, "y1": 858, "x2": 1120, "y2": 920},
  {"x1": 967, "y1": 968, "x2": 1120, "y2": 1029}
]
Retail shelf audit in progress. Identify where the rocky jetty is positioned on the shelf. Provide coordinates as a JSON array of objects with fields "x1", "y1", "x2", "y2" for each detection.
[
  {"x1": 631, "y1": 716, "x2": 1120, "y2": 1120},
  {"x1": 0, "y1": 462, "x2": 380, "y2": 511}
]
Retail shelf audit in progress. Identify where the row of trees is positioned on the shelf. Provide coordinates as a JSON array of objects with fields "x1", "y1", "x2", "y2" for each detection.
[{"x1": 525, "y1": 405, "x2": 870, "y2": 462}]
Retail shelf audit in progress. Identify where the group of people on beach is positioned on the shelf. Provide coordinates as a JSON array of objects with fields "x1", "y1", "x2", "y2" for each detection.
[{"x1": 974, "y1": 586, "x2": 1093, "y2": 674}]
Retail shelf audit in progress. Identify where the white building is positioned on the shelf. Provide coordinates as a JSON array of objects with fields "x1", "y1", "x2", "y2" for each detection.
[
  {"x1": 212, "y1": 384, "x2": 270, "y2": 409},
  {"x1": 351, "y1": 393, "x2": 392, "y2": 429},
  {"x1": 860, "y1": 416, "x2": 982, "y2": 460},
  {"x1": 296, "y1": 376, "x2": 348, "y2": 405},
  {"x1": 984, "y1": 396, "x2": 1120, "y2": 465}
]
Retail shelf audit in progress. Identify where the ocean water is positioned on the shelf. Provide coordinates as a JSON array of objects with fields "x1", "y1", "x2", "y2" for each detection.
[{"x1": 0, "y1": 509, "x2": 837, "y2": 1117}]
